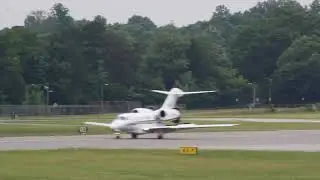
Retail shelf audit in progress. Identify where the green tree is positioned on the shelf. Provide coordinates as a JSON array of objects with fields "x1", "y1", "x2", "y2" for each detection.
[
  {"x1": 23, "y1": 85, "x2": 45, "y2": 105},
  {"x1": 273, "y1": 35, "x2": 320, "y2": 103}
]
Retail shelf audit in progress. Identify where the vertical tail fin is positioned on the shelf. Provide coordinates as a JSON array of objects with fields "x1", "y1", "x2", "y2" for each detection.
[{"x1": 151, "y1": 88, "x2": 216, "y2": 109}]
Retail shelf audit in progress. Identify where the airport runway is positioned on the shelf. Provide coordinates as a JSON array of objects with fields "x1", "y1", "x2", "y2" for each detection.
[{"x1": 1, "y1": 130, "x2": 320, "y2": 152}]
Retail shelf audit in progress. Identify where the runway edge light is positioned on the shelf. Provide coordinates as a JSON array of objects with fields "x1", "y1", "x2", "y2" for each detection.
[{"x1": 180, "y1": 146, "x2": 198, "y2": 155}]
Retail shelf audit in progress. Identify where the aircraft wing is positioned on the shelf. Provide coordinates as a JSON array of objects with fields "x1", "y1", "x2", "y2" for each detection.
[
  {"x1": 84, "y1": 122, "x2": 112, "y2": 127},
  {"x1": 142, "y1": 123, "x2": 238, "y2": 133}
]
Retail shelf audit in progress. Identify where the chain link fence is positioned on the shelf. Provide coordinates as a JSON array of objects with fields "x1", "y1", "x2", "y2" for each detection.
[
  {"x1": 1, "y1": 101, "x2": 319, "y2": 118},
  {"x1": 0, "y1": 101, "x2": 142, "y2": 116}
]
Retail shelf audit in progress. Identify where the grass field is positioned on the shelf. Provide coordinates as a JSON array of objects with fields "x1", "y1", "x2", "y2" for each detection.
[
  {"x1": 2, "y1": 120, "x2": 320, "y2": 137},
  {"x1": 0, "y1": 149, "x2": 319, "y2": 180},
  {"x1": 184, "y1": 112, "x2": 320, "y2": 119},
  {"x1": 182, "y1": 109, "x2": 320, "y2": 119},
  {"x1": 1, "y1": 109, "x2": 320, "y2": 137},
  {"x1": 4, "y1": 108, "x2": 320, "y2": 120}
]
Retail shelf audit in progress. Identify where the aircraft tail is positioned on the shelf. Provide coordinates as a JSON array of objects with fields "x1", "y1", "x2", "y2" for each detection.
[{"x1": 151, "y1": 88, "x2": 216, "y2": 109}]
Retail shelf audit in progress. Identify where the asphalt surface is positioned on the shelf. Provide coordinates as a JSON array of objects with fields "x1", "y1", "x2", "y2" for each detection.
[{"x1": 1, "y1": 130, "x2": 320, "y2": 152}]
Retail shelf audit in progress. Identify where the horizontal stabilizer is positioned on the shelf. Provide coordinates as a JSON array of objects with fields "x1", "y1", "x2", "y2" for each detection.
[
  {"x1": 151, "y1": 88, "x2": 217, "y2": 109},
  {"x1": 179, "y1": 90, "x2": 216, "y2": 95},
  {"x1": 151, "y1": 89, "x2": 216, "y2": 95},
  {"x1": 151, "y1": 90, "x2": 171, "y2": 95}
]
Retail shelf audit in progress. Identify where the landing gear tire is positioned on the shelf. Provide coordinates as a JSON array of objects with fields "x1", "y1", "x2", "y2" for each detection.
[
  {"x1": 114, "y1": 133, "x2": 121, "y2": 139},
  {"x1": 131, "y1": 133, "x2": 138, "y2": 139},
  {"x1": 157, "y1": 134, "x2": 163, "y2": 139}
]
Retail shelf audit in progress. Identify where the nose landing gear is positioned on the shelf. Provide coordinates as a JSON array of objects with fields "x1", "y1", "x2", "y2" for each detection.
[
  {"x1": 131, "y1": 133, "x2": 138, "y2": 139},
  {"x1": 114, "y1": 132, "x2": 121, "y2": 139},
  {"x1": 157, "y1": 133, "x2": 164, "y2": 139}
]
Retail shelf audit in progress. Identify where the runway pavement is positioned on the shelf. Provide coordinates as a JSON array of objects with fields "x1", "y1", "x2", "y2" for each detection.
[{"x1": 1, "y1": 130, "x2": 320, "y2": 152}]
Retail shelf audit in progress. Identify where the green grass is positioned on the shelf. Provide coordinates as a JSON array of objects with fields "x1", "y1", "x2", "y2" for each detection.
[
  {"x1": 1, "y1": 109, "x2": 320, "y2": 137},
  {"x1": 3, "y1": 108, "x2": 320, "y2": 122},
  {"x1": 182, "y1": 109, "x2": 320, "y2": 119},
  {"x1": 184, "y1": 121, "x2": 320, "y2": 132},
  {"x1": 2, "y1": 120, "x2": 320, "y2": 137},
  {"x1": 183, "y1": 112, "x2": 320, "y2": 119},
  {"x1": 0, "y1": 124, "x2": 108, "y2": 137},
  {"x1": 0, "y1": 149, "x2": 319, "y2": 180},
  {"x1": 0, "y1": 113, "x2": 116, "y2": 121}
]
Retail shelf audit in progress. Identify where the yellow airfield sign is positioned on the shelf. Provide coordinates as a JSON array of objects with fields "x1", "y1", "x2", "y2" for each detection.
[{"x1": 180, "y1": 146, "x2": 198, "y2": 155}]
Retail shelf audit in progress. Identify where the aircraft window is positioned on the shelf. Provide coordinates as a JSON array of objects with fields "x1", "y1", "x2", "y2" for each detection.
[{"x1": 119, "y1": 116, "x2": 126, "y2": 120}]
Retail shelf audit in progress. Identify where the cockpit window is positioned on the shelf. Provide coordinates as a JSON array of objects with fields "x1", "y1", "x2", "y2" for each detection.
[{"x1": 131, "y1": 109, "x2": 139, "y2": 113}]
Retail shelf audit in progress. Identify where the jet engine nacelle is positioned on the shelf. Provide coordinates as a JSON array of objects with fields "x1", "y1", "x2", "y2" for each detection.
[{"x1": 155, "y1": 108, "x2": 181, "y2": 123}]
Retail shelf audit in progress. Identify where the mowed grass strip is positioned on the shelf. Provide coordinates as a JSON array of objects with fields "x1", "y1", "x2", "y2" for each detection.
[
  {"x1": 3, "y1": 109, "x2": 320, "y2": 124},
  {"x1": 2, "y1": 120, "x2": 320, "y2": 137},
  {"x1": 0, "y1": 149, "x2": 319, "y2": 180},
  {"x1": 183, "y1": 121, "x2": 320, "y2": 132},
  {"x1": 182, "y1": 110, "x2": 320, "y2": 119},
  {"x1": 0, "y1": 113, "x2": 117, "y2": 120},
  {"x1": 0, "y1": 124, "x2": 109, "y2": 137},
  {"x1": 2, "y1": 110, "x2": 320, "y2": 137}
]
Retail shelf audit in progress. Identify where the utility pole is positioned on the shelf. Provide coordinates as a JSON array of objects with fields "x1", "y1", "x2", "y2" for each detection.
[
  {"x1": 43, "y1": 85, "x2": 53, "y2": 114},
  {"x1": 248, "y1": 82, "x2": 256, "y2": 108},
  {"x1": 100, "y1": 84, "x2": 103, "y2": 112},
  {"x1": 268, "y1": 78, "x2": 272, "y2": 104},
  {"x1": 100, "y1": 83, "x2": 108, "y2": 113},
  {"x1": 44, "y1": 86, "x2": 49, "y2": 105},
  {"x1": 97, "y1": 58, "x2": 108, "y2": 114},
  {"x1": 253, "y1": 85, "x2": 256, "y2": 107}
]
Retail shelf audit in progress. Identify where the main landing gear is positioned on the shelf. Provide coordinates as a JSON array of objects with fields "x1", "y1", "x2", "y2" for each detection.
[
  {"x1": 130, "y1": 133, "x2": 163, "y2": 139},
  {"x1": 114, "y1": 133, "x2": 164, "y2": 139},
  {"x1": 131, "y1": 133, "x2": 138, "y2": 139}
]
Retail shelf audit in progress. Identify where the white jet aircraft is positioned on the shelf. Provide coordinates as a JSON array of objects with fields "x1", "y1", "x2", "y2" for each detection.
[{"x1": 84, "y1": 88, "x2": 238, "y2": 139}]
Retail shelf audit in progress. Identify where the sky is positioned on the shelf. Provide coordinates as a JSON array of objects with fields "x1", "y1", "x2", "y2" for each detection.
[{"x1": 0, "y1": 0, "x2": 315, "y2": 29}]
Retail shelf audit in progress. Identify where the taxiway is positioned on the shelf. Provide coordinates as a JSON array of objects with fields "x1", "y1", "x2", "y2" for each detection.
[{"x1": 1, "y1": 130, "x2": 320, "y2": 152}]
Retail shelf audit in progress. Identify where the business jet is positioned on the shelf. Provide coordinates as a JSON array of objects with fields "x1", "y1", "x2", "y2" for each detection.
[{"x1": 84, "y1": 88, "x2": 238, "y2": 139}]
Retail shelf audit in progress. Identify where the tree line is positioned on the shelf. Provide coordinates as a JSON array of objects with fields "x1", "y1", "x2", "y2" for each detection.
[{"x1": 1, "y1": 0, "x2": 320, "y2": 108}]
